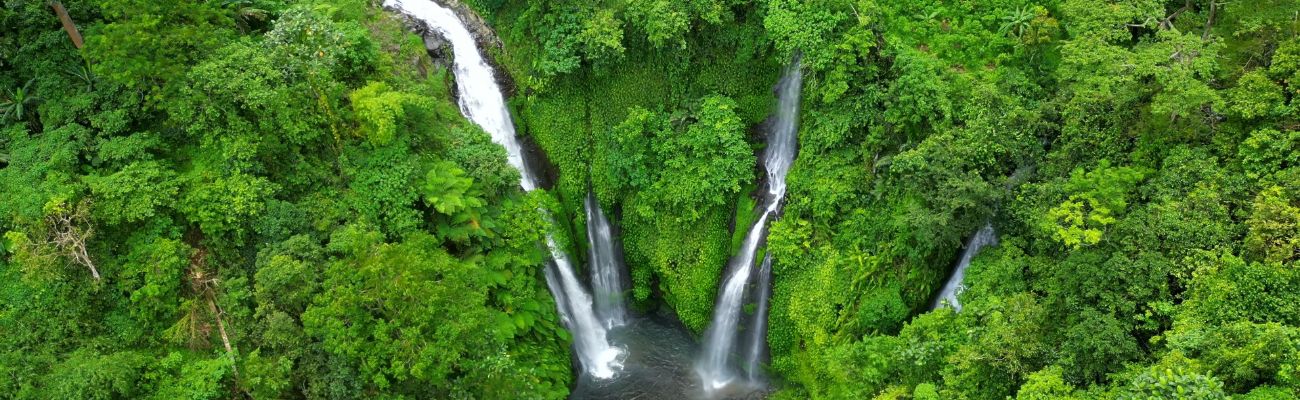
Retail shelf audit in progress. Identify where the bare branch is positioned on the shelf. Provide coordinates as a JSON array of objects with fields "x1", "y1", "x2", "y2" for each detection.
[
  {"x1": 1160, "y1": 0, "x2": 1193, "y2": 30},
  {"x1": 1203, "y1": 1, "x2": 1218, "y2": 41},
  {"x1": 206, "y1": 293, "x2": 238, "y2": 376},
  {"x1": 187, "y1": 247, "x2": 239, "y2": 376},
  {"x1": 46, "y1": 200, "x2": 98, "y2": 280}
]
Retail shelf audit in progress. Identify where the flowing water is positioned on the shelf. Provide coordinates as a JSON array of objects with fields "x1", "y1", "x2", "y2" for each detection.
[
  {"x1": 384, "y1": 0, "x2": 623, "y2": 379},
  {"x1": 932, "y1": 223, "x2": 998, "y2": 312},
  {"x1": 586, "y1": 193, "x2": 628, "y2": 329},
  {"x1": 744, "y1": 254, "x2": 773, "y2": 382},
  {"x1": 700, "y1": 212, "x2": 771, "y2": 392},
  {"x1": 697, "y1": 60, "x2": 803, "y2": 395},
  {"x1": 571, "y1": 315, "x2": 702, "y2": 399}
]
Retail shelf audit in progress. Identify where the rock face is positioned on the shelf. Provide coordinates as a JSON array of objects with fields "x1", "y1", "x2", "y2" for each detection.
[
  {"x1": 383, "y1": 0, "x2": 550, "y2": 187},
  {"x1": 386, "y1": 0, "x2": 515, "y2": 96},
  {"x1": 437, "y1": 0, "x2": 504, "y2": 52}
]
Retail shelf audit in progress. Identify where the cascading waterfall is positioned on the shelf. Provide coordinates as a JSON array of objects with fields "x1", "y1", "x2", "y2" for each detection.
[
  {"x1": 585, "y1": 192, "x2": 628, "y2": 329},
  {"x1": 744, "y1": 253, "x2": 774, "y2": 382},
  {"x1": 698, "y1": 59, "x2": 803, "y2": 393},
  {"x1": 384, "y1": 0, "x2": 622, "y2": 379},
  {"x1": 932, "y1": 223, "x2": 998, "y2": 312},
  {"x1": 549, "y1": 237, "x2": 624, "y2": 378},
  {"x1": 700, "y1": 212, "x2": 771, "y2": 390}
]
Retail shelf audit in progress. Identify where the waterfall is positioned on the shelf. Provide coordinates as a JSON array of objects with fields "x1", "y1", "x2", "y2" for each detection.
[
  {"x1": 744, "y1": 253, "x2": 773, "y2": 381},
  {"x1": 697, "y1": 59, "x2": 802, "y2": 392},
  {"x1": 585, "y1": 192, "x2": 628, "y2": 329},
  {"x1": 932, "y1": 223, "x2": 998, "y2": 312},
  {"x1": 699, "y1": 212, "x2": 771, "y2": 390},
  {"x1": 384, "y1": 0, "x2": 623, "y2": 379}
]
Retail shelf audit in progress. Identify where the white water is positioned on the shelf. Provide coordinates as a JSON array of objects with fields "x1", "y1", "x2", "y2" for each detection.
[
  {"x1": 585, "y1": 193, "x2": 628, "y2": 329},
  {"x1": 698, "y1": 60, "x2": 803, "y2": 393},
  {"x1": 384, "y1": 0, "x2": 622, "y2": 379},
  {"x1": 932, "y1": 223, "x2": 998, "y2": 312},
  {"x1": 744, "y1": 253, "x2": 774, "y2": 381},
  {"x1": 699, "y1": 212, "x2": 771, "y2": 391}
]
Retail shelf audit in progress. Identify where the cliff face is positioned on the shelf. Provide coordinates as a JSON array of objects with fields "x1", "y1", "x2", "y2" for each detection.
[
  {"x1": 386, "y1": 0, "x2": 515, "y2": 96},
  {"x1": 384, "y1": 0, "x2": 550, "y2": 189},
  {"x1": 438, "y1": 0, "x2": 503, "y2": 53}
]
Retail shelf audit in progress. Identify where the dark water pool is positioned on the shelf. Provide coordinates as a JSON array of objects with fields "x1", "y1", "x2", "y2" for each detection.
[{"x1": 570, "y1": 316, "x2": 769, "y2": 400}]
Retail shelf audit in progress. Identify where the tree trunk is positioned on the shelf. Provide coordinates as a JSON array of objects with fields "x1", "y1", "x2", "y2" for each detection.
[
  {"x1": 83, "y1": 252, "x2": 100, "y2": 280},
  {"x1": 1202, "y1": 1, "x2": 1218, "y2": 41},
  {"x1": 50, "y1": 2, "x2": 84, "y2": 49},
  {"x1": 206, "y1": 293, "x2": 239, "y2": 375},
  {"x1": 184, "y1": 233, "x2": 239, "y2": 377}
]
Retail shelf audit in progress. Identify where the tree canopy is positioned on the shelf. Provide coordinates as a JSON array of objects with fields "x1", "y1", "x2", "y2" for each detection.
[{"x1": 3, "y1": 0, "x2": 1300, "y2": 398}]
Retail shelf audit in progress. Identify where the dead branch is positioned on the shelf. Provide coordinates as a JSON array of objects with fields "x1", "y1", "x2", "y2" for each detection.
[
  {"x1": 1202, "y1": 1, "x2": 1218, "y2": 41},
  {"x1": 187, "y1": 249, "x2": 239, "y2": 376},
  {"x1": 46, "y1": 200, "x2": 98, "y2": 280},
  {"x1": 205, "y1": 289, "x2": 237, "y2": 375},
  {"x1": 1161, "y1": 0, "x2": 1193, "y2": 30}
]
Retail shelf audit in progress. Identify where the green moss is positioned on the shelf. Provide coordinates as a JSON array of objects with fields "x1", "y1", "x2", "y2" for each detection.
[
  {"x1": 502, "y1": 13, "x2": 780, "y2": 335},
  {"x1": 730, "y1": 183, "x2": 759, "y2": 253},
  {"x1": 622, "y1": 203, "x2": 731, "y2": 332}
]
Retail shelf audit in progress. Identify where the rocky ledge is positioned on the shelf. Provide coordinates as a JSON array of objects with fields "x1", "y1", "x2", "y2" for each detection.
[{"x1": 385, "y1": 0, "x2": 517, "y2": 97}]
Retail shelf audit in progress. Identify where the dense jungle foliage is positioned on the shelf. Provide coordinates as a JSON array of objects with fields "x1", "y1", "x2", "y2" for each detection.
[
  {"x1": 1, "y1": 0, "x2": 573, "y2": 398},
  {"x1": 3, "y1": 0, "x2": 1300, "y2": 399}
]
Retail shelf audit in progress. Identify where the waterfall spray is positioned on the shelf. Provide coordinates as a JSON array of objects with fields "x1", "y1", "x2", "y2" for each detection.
[{"x1": 586, "y1": 192, "x2": 628, "y2": 329}]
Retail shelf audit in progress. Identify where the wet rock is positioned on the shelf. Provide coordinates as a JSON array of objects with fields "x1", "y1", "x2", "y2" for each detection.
[{"x1": 384, "y1": 0, "x2": 515, "y2": 96}]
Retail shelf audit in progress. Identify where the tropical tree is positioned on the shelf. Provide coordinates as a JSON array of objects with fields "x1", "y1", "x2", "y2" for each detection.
[
  {"x1": 0, "y1": 78, "x2": 39, "y2": 124},
  {"x1": 222, "y1": 0, "x2": 270, "y2": 33},
  {"x1": 999, "y1": 6, "x2": 1036, "y2": 39}
]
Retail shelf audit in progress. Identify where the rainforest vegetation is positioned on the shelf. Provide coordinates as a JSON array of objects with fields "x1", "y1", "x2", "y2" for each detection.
[{"x1": 3, "y1": 0, "x2": 1300, "y2": 398}]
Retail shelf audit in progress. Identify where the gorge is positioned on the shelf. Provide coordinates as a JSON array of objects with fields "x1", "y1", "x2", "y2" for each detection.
[
  {"x1": 390, "y1": 0, "x2": 803, "y2": 396},
  {"x1": 6, "y1": 0, "x2": 1296, "y2": 399}
]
